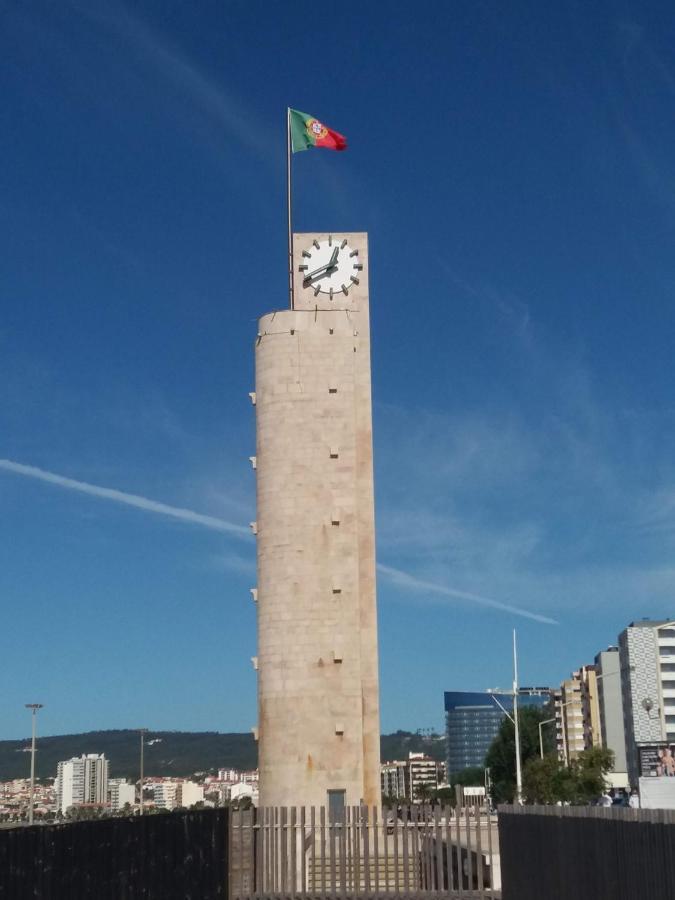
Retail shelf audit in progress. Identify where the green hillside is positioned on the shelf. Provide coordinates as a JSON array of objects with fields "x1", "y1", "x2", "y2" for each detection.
[
  {"x1": 380, "y1": 730, "x2": 445, "y2": 763},
  {"x1": 0, "y1": 729, "x2": 444, "y2": 782},
  {"x1": 0, "y1": 730, "x2": 257, "y2": 782}
]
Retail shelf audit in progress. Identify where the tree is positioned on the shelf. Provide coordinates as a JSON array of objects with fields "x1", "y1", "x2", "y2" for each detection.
[
  {"x1": 484, "y1": 706, "x2": 550, "y2": 803},
  {"x1": 571, "y1": 747, "x2": 614, "y2": 804},
  {"x1": 523, "y1": 755, "x2": 574, "y2": 804},
  {"x1": 523, "y1": 746, "x2": 615, "y2": 805},
  {"x1": 434, "y1": 787, "x2": 455, "y2": 806},
  {"x1": 413, "y1": 782, "x2": 433, "y2": 802},
  {"x1": 451, "y1": 766, "x2": 484, "y2": 788}
]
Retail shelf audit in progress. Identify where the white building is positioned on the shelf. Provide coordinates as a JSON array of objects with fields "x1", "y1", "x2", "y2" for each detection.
[
  {"x1": 217, "y1": 768, "x2": 239, "y2": 782},
  {"x1": 108, "y1": 778, "x2": 135, "y2": 812},
  {"x1": 619, "y1": 619, "x2": 675, "y2": 786},
  {"x1": 55, "y1": 754, "x2": 109, "y2": 815},
  {"x1": 380, "y1": 762, "x2": 408, "y2": 800},
  {"x1": 149, "y1": 779, "x2": 204, "y2": 810},
  {"x1": 407, "y1": 753, "x2": 439, "y2": 800},
  {"x1": 149, "y1": 780, "x2": 179, "y2": 810},
  {"x1": 230, "y1": 781, "x2": 259, "y2": 805},
  {"x1": 179, "y1": 781, "x2": 204, "y2": 808}
]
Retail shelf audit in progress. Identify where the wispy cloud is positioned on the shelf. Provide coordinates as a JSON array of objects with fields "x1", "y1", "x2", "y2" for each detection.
[
  {"x1": 0, "y1": 458, "x2": 557, "y2": 623},
  {"x1": 0, "y1": 459, "x2": 250, "y2": 538},
  {"x1": 377, "y1": 563, "x2": 559, "y2": 625},
  {"x1": 74, "y1": 2, "x2": 273, "y2": 162}
]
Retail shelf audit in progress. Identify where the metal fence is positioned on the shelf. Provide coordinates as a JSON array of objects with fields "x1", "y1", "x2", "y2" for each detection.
[
  {"x1": 498, "y1": 804, "x2": 675, "y2": 900},
  {"x1": 0, "y1": 808, "x2": 229, "y2": 899},
  {"x1": 230, "y1": 805, "x2": 500, "y2": 900}
]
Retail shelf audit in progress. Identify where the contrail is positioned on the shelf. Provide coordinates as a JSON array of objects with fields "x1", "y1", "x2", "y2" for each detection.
[
  {"x1": 377, "y1": 563, "x2": 559, "y2": 625},
  {"x1": 0, "y1": 458, "x2": 556, "y2": 623},
  {"x1": 0, "y1": 459, "x2": 250, "y2": 538}
]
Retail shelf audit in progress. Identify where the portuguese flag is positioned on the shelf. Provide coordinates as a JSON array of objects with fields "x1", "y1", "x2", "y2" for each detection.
[{"x1": 289, "y1": 108, "x2": 347, "y2": 153}]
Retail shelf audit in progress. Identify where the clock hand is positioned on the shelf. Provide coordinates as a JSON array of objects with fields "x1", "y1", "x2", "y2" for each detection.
[
  {"x1": 304, "y1": 262, "x2": 339, "y2": 284},
  {"x1": 305, "y1": 261, "x2": 332, "y2": 280},
  {"x1": 327, "y1": 247, "x2": 339, "y2": 269}
]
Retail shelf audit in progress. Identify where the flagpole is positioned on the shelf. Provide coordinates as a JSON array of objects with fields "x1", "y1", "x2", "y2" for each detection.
[{"x1": 286, "y1": 108, "x2": 294, "y2": 310}]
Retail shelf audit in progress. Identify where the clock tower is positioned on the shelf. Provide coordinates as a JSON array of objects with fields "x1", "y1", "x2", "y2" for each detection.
[{"x1": 253, "y1": 232, "x2": 381, "y2": 809}]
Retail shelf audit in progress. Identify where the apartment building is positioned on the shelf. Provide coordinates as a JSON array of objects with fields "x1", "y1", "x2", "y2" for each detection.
[
  {"x1": 149, "y1": 778, "x2": 204, "y2": 810},
  {"x1": 555, "y1": 666, "x2": 601, "y2": 764},
  {"x1": 619, "y1": 619, "x2": 675, "y2": 785},
  {"x1": 380, "y1": 761, "x2": 408, "y2": 800},
  {"x1": 55, "y1": 754, "x2": 109, "y2": 815},
  {"x1": 108, "y1": 778, "x2": 135, "y2": 812}
]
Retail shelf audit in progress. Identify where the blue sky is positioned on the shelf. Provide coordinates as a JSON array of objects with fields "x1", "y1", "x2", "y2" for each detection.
[{"x1": 3, "y1": 0, "x2": 675, "y2": 741}]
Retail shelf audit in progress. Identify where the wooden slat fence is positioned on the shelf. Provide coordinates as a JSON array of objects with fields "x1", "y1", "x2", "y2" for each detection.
[{"x1": 230, "y1": 805, "x2": 500, "y2": 900}]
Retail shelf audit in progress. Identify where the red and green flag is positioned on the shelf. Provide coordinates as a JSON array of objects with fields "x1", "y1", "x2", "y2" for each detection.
[{"x1": 289, "y1": 108, "x2": 347, "y2": 153}]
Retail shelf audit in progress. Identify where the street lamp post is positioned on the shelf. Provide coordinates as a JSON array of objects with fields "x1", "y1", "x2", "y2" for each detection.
[
  {"x1": 139, "y1": 729, "x2": 148, "y2": 816},
  {"x1": 487, "y1": 630, "x2": 525, "y2": 804},
  {"x1": 512, "y1": 630, "x2": 523, "y2": 804},
  {"x1": 25, "y1": 703, "x2": 43, "y2": 825}
]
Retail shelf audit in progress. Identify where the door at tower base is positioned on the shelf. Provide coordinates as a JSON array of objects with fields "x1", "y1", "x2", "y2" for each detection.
[{"x1": 253, "y1": 232, "x2": 381, "y2": 809}]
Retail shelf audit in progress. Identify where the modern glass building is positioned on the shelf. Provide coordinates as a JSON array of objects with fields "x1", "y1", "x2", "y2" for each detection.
[{"x1": 445, "y1": 690, "x2": 550, "y2": 777}]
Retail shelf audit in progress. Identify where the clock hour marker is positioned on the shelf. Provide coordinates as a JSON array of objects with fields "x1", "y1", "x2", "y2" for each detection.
[
  {"x1": 328, "y1": 234, "x2": 332, "y2": 246},
  {"x1": 353, "y1": 263, "x2": 363, "y2": 270},
  {"x1": 298, "y1": 264, "x2": 308, "y2": 271},
  {"x1": 302, "y1": 250, "x2": 312, "y2": 258},
  {"x1": 341, "y1": 284, "x2": 349, "y2": 296},
  {"x1": 341, "y1": 239, "x2": 348, "y2": 249},
  {"x1": 349, "y1": 249, "x2": 358, "y2": 258},
  {"x1": 329, "y1": 287, "x2": 334, "y2": 300},
  {"x1": 313, "y1": 285, "x2": 321, "y2": 297},
  {"x1": 313, "y1": 239, "x2": 320, "y2": 249},
  {"x1": 350, "y1": 275, "x2": 359, "y2": 285}
]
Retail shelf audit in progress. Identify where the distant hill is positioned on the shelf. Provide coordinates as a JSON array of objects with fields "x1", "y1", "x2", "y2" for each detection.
[
  {"x1": 380, "y1": 730, "x2": 445, "y2": 764},
  {"x1": 0, "y1": 731, "x2": 257, "y2": 782},
  {"x1": 0, "y1": 729, "x2": 444, "y2": 782}
]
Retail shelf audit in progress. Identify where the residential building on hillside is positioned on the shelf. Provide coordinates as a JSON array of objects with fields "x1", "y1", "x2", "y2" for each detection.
[
  {"x1": 216, "y1": 768, "x2": 259, "y2": 785},
  {"x1": 619, "y1": 619, "x2": 675, "y2": 786},
  {"x1": 55, "y1": 754, "x2": 109, "y2": 815},
  {"x1": 595, "y1": 646, "x2": 628, "y2": 780},
  {"x1": 445, "y1": 689, "x2": 550, "y2": 777}
]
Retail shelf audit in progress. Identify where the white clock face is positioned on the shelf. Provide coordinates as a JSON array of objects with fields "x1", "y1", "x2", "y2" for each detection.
[{"x1": 298, "y1": 236, "x2": 363, "y2": 298}]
